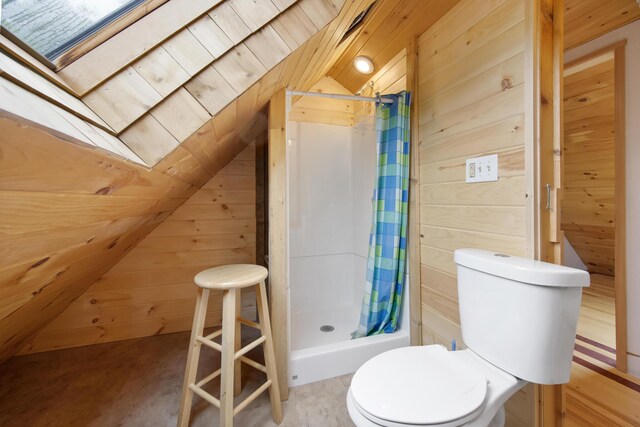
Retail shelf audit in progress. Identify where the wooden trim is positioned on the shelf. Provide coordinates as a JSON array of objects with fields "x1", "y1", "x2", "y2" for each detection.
[
  {"x1": 0, "y1": 57, "x2": 115, "y2": 134},
  {"x1": 524, "y1": 0, "x2": 540, "y2": 262},
  {"x1": 526, "y1": 0, "x2": 565, "y2": 425},
  {"x1": 52, "y1": 0, "x2": 169, "y2": 70},
  {"x1": 268, "y1": 88, "x2": 288, "y2": 401},
  {"x1": 551, "y1": 0, "x2": 566, "y2": 422},
  {"x1": 256, "y1": 280, "x2": 284, "y2": 423},
  {"x1": 613, "y1": 42, "x2": 627, "y2": 373},
  {"x1": 563, "y1": 40, "x2": 627, "y2": 70},
  {"x1": 406, "y1": 36, "x2": 422, "y2": 346},
  {"x1": 1, "y1": 29, "x2": 56, "y2": 71},
  {"x1": 0, "y1": 35, "x2": 76, "y2": 95}
]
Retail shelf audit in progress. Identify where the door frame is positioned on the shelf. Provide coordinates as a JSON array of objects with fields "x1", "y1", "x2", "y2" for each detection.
[{"x1": 525, "y1": 0, "x2": 565, "y2": 424}]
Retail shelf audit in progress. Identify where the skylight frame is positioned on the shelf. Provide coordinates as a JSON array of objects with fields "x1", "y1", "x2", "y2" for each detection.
[{"x1": 0, "y1": 0, "x2": 168, "y2": 71}]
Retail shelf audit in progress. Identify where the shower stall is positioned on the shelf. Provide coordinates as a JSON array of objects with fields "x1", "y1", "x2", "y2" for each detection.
[{"x1": 285, "y1": 93, "x2": 410, "y2": 387}]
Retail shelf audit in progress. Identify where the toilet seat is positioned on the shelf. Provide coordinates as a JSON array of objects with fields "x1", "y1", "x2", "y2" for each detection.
[{"x1": 349, "y1": 345, "x2": 488, "y2": 426}]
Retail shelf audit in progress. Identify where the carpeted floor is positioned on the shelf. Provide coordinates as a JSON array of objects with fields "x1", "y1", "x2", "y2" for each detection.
[{"x1": 0, "y1": 327, "x2": 355, "y2": 427}]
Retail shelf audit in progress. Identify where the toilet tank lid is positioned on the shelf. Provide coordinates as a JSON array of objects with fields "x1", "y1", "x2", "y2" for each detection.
[{"x1": 454, "y1": 249, "x2": 590, "y2": 287}]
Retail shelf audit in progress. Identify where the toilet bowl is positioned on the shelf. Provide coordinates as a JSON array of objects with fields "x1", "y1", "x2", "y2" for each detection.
[
  {"x1": 346, "y1": 345, "x2": 525, "y2": 427},
  {"x1": 347, "y1": 249, "x2": 589, "y2": 427}
]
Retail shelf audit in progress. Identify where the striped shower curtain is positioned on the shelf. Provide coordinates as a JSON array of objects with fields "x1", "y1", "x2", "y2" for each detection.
[{"x1": 355, "y1": 91, "x2": 411, "y2": 338}]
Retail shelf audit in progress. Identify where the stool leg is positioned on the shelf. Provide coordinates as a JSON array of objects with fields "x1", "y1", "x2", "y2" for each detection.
[
  {"x1": 256, "y1": 281, "x2": 283, "y2": 424},
  {"x1": 178, "y1": 288, "x2": 210, "y2": 427},
  {"x1": 220, "y1": 288, "x2": 237, "y2": 427},
  {"x1": 234, "y1": 288, "x2": 242, "y2": 397}
]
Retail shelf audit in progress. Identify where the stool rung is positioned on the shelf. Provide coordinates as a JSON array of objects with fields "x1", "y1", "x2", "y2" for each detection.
[
  {"x1": 189, "y1": 383, "x2": 221, "y2": 408},
  {"x1": 196, "y1": 368, "x2": 221, "y2": 388},
  {"x1": 196, "y1": 336, "x2": 222, "y2": 352},
  {"x1": 203, "y1": 329, "x2": 223, "y2": 341},
  {"x1": 233, "y1": 379, "x2": 272, "y2": 416},
  {"x1": 238, "y1": 317, "x2": 261, "y2": 330},
  {"x1": 239, "y1": 356, "x2": 267, "y2": 373},
  {"x1": 234, "y1": 336, "x2": 266, "y2": 360}
]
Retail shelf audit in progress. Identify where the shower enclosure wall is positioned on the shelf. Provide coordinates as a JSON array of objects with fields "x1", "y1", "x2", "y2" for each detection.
[{"x1": 287, "y1": 116, "x2": 410, "y2": 387}]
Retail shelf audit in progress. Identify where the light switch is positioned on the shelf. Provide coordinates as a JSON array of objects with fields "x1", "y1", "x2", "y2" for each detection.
[{"x1": 466, "y1": 154, "x2": 498, "y2": 183}]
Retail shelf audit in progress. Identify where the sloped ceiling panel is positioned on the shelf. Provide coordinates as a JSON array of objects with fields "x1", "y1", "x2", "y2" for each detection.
[
  {"x1": 564, "y1": 0, "x2": 640, "y2": 50},
  {"x1": 327, "y1": 0, "x2": 461, "y2": 93}
]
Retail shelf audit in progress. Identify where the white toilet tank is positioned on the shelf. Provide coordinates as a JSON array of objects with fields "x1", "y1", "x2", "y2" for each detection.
[{"x1": 454, "y1": 249, "x2": 589, "y2": 385}]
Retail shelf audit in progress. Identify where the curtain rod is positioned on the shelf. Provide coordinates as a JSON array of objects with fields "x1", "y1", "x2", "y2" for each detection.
[{"x1": 286, "y1": 89, "x2": 394, "y2": 104}]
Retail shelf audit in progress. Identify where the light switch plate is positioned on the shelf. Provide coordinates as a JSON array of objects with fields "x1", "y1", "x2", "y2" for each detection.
[{"x1": 466, "y1": 154, "x2": 498, "y2": 183}]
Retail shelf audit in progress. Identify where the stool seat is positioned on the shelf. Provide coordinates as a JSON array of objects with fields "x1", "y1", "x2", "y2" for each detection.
[{"x1": 194, "y1": 264, "x2": 268, "y2": 290}]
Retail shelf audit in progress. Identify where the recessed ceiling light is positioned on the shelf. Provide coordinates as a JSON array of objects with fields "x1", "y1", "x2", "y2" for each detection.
[{"x1": 353, "y1": 56, "x2": 374, "y2": 74}]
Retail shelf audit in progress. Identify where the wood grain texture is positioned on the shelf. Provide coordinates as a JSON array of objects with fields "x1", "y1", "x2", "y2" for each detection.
[
  {"x1": 68, "y1": 0, "x2": 344, "y2": 168},
  {"x1": 416, "y1": 0, "x2": 531, "y2": 424},
  {"x1": 289, "y1": 77, "x2": 355, "y2": 126},
  {"x1": 0, "y1": 58, "x2": 262, "y2": 362},
  {"x1": 565, "y1": 342, "x2": 640, "y2": 426},
  {"x1": 0, "y1": 115, "x2": 193, "y2": 364},
  {"x1": 0, "y1": 52, "x2": 110, "y2": 130},
  {"x1": 72, "y1": 0, "x2": 305, "y2": 135},
  {"x1": 328, "y1": 0, "x2": 462, "y2": 93},
  {"x1": 19, "y1": 145, "x2": 257, "y2": 354},
  {"x1": 57, "y1": 0, "x2": 225, "y2": 94},
  {"x1": 562, "y1": 55, "x2": 616, "y2": 276},
  {"x1": 268, "y1": 89, "x2": 289, "y2": 401},
  {"x1": 564, "y1": 0, "x2": 640, "y2": 50},
  {"x1": 0, "y1": 78, "x2": 143, "y2": 165}
]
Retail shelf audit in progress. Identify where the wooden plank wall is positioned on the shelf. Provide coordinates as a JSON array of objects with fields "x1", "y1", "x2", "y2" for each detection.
[
  {"x1": 416, "y1": 0, "x2": 533, "y2": 425},
  {"x1": 19, "y1": 144, "x2": 257, "y2": 353},
  {"x1": 289, "y1": 76, "x2": 355, "y2": 126},
  {"x1": 562, "y1": 54, "x2": 616, "y2": 276},
  {"x1": 0, "y1": 114, "x2": 197, "y2": 364}
]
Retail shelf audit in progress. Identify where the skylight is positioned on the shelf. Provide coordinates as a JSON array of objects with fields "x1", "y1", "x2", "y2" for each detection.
[{"x1": 1, "y1": 0, "x2": 147, "y2": 63}]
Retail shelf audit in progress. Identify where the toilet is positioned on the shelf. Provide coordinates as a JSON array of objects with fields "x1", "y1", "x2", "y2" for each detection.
[{"x1": 347, "y1": 248, "x2": 589, "y2": 427}]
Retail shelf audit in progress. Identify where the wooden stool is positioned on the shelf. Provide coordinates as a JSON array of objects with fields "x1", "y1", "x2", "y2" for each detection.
[{"x1": 177, "y1": 264, "x2": 283, "y2": 427}]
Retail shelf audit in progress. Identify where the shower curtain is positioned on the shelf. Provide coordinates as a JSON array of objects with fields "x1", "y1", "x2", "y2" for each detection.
[{"x1": 355, "y1": 91, "x2": 411, "y2": 338}]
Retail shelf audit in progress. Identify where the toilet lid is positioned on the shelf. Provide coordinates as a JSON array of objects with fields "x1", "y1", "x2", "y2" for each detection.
[{"x1": 350, "y1": 345, "x2": 487, "y2": 425}]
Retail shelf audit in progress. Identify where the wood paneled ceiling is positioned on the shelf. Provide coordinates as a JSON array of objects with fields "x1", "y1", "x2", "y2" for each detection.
[
  {"x1": 327, "y1": 0, "x2": 462, "y2": 93},
  {"x1": 564, "y1": 0, "x2": 640, "y2": 50}
]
